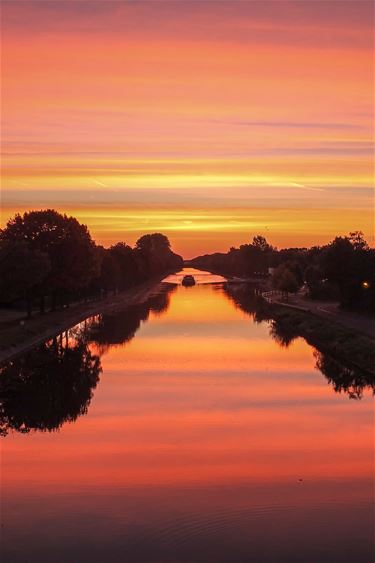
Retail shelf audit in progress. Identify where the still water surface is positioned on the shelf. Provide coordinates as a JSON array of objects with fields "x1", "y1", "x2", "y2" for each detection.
[{"x1": 1, "y1": 269, "x2": 374, "y2": 563}]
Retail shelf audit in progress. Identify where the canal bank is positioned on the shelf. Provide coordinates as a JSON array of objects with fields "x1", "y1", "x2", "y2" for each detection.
[
  {"x1": 0, "y1": 278, "x2": 170, "y2": 364},
  {"x1": 261, "y1": 300, "x2": 375, "y2": 377},
  {"x1": 224, "y1": 281, "x2": 375, "y2": 378}
]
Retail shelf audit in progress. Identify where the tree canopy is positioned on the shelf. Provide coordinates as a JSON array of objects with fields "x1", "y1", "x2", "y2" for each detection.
[
  {"x1": 0, "y1": 209, "x2": 183, "y2": 316},
  {"x1": 191, "y1": 230, "x2": 374, "y2": 312}
]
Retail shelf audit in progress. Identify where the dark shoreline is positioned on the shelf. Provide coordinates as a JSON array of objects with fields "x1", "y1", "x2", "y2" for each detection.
[
  {"x1": 1, "y1": 276, "x2": 374, "y2": 381},
  {"x1": 264, "y1": 301, "x2": 375, "y2": 378},
  {"x1": 0, "y1": 278, "x2": 170, "y2": 365}
]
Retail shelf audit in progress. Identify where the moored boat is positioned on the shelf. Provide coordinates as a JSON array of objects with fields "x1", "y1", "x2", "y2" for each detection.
[{"x1": 182, "y1": 275, "x2": 196, "y2": 286}]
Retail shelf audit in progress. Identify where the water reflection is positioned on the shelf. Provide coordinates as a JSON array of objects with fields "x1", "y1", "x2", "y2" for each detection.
[
  {"x1": 164, "y1": 266, "x2": 227, "y2": 285},
  {"x1": 1, "y1": 276, "x2": 374, "y2": 563},
  {"x1": 88, "y1": 283, "x2": 175, "y2": 353},
  {"x1": 223, "y1": 282, "x2": 266, "y2": 322},
  {"x1": 0, "y1": 338, "x2": 101, "y2": 436},
  {"x1": 224, "y1": 282, "x2": 375, "y2": 398},
  {"x1": 0, "y1": 284, "x2": 175, "y2": 436},
  {"x1": 314, "y1": 350, "x2": 374, "y2": 400}
]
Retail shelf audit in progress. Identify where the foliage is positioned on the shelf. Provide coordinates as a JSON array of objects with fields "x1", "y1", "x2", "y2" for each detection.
[
  {"x1": 0, "y1": 209, "x2": 98, "y2": 296},
  {"x1": 191, "y1": 235, "x2": 274, "y2": 277},
  {"x1": 192, "y1": 230, "x2": 375, "y2": 312},
  {"x1": 320, "y1": 232, "x2": 375, "y2": 309},
  {"x1": 0, "y1": 210, "x2": 183, "y2": 315},
  {"x1": 0, "y1": 240, "x2": 51, "y2": 305},
  {"x1": 271, "y1": 264, "x2": 300, "y2": 294}
]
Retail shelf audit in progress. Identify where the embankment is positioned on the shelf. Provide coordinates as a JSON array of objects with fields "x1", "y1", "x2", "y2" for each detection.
[
  {"x1": 265, "y1": 302, "x2": 375, "y2": 377},
  {"x1": 0, "y1": 278, "x2": 169, "y2": 364}
]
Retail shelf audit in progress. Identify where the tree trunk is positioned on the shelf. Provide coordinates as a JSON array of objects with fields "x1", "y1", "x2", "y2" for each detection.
[{"x1": 26, "y1": 291, "x2": 32, "y2": 318}]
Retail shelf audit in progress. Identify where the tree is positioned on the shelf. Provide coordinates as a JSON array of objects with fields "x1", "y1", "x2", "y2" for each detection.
[
  {"x1": 0, "y1": 210, "x2": 99, "y2": 309},
  {"x1": 94, "y1": 246, "x2": 120, "y2": 295},
  {"x1": 136, "y1": 233, "x2": 171, "y2": 253},
  {"x1": 252, "y1": 235, "x2": 273, "y2": 253},
  {"x1": 320, "y1": 234, "x2": 374, "y2": 309},
  {"x1": 135, "y1": 233, "x2": 182, "y2": 277},
  {"x1": 0, "y1": 240, "x2": 51, "y2": 316},
  {"x1": 272, "y1": 264, "x2": 300, "y2": 300},
  {"x1": 348, "y1": 231, "x2": 368, "y2": 251},
  {"x1": 109, "y1": 242, "x2": 140, "y2": 289}
]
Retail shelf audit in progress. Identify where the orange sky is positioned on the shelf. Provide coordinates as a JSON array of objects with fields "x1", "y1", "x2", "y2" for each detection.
[{"x1": 1, "y1": 0, "x2": 374, "y2": 257}]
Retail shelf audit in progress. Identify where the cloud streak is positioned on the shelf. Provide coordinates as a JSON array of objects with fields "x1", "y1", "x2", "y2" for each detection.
[{"x1": 209, "y1": 119, "x2": 360, "y2": 130}]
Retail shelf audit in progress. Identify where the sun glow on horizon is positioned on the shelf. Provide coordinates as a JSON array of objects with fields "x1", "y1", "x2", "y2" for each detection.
[{"x1": 1, "y1": 0, "x2": 374, "y2": 255}]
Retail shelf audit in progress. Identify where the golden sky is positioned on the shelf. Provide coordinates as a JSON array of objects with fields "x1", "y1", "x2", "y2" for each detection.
[{"x1": 1, "y1": 0, "x2": 374, "y2": 257}]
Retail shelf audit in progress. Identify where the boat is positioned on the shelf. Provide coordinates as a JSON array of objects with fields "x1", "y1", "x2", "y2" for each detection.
[{"x1": 182, "y1": 274, "x2": 196, "y2": 286}]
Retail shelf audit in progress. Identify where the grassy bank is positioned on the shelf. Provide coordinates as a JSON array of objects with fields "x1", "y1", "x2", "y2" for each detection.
[
  {"x1": 0, "y1": 278, "x2": 168, "y2": 364},
  {"x1": 266, "y1": 302, "x2": 375, "y2": 377}
]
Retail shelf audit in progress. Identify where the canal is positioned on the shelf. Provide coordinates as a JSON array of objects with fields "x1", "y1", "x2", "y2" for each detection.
[{"x1": 1, "y1": 269, "x2": 373, "y2": 562}]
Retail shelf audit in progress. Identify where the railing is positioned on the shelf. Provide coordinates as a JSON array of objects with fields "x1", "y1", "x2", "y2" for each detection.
[{"x1": 261, "y1": 290, "x2": 279, "y2": 303}]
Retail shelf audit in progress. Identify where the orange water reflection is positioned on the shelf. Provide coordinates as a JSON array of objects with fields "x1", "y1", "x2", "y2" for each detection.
[{"x1": 1, "y1": 278, "x2": 374, "y2": 562}]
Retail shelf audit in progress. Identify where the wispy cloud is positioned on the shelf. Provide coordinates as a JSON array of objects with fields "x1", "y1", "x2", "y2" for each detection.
[
  {"x1": 269, "y1": 182, "x2": 324, "y2": 192},
  {"x1": 93, "y1": 179, "x2": 108, "y2": 188},
  {"x1": 209, "y1": 119, "x2": 359, "y2": 130}
]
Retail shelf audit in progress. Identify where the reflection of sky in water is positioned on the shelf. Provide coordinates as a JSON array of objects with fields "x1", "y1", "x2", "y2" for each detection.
[{"x1": 1, "y1": 278, "x2": 374, "y2": 563}]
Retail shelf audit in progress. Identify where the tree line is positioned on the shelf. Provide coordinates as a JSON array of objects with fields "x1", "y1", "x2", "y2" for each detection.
[
  {"x1": 0, "y1": 209, "x2": 183, "y2": 316},
  {"x1": 191, "y1": 232, "x2": 375, "y2": 312}
]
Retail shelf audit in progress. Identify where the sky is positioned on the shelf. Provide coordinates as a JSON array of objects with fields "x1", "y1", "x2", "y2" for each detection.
[{"x1": 1, "y1": 0, "x2": 374, "y2": 257}]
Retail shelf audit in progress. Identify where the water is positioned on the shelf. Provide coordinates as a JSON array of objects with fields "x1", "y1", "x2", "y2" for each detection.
[
  {"x1": 1, "y1": 269, "x2": 374, "y2": 563},
  {"x1": 164, "y1": 266, "x2": 227, "y2": 284}
]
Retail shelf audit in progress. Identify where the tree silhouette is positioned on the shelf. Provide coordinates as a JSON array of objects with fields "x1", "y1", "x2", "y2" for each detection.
[
  {"x1": 191, "y1": 235, "x2": 274, "y2": 277},
  {"x1": 135, "y1": 233, "x2": 182, "y2": 277},
  {"x1": 108, "y1": 242, "x2": 142, "y2": 289},
  {"x1": 136, "y1": 233, "x2": 171, "y2": 253},
  {"x1": 0, "y1": 209, "x2": 99, "y2": 310},
  {"x1": 0, "y1": 240, "x2": 51, "y2": 316},
  {"x1": 271, "y1": 264, "x2": 300, "y2": 300},
  {"x1": 321, "y1": 235, "x2": 375, "y2": 310}
]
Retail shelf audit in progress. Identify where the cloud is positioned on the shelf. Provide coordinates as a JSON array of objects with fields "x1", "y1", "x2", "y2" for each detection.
[
  {"x1": 269, "y1": 182, "x2": 324, "y2": 192},
  {"x1": 93, "y1": 179, "x2": 108, "y2": 188},
  {"x1": 210, "y1": 119, "x2": 359, "y2": 130},
  {"x1": 2, "y1": 0, "x2": 372, "y2": 50}
]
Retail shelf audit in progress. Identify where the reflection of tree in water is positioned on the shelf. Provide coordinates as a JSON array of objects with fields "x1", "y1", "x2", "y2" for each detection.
[
  {"x1": 223, "y1": 282, "x2": 268, "y2": 324},
  {"x1": 223, "y1": 283, "x2": 374, "y2": 399},
  {"x1": 270, "y1": 320, "x2": 375, "y2": 399},
  {"x1": 0, "y1": 339, "x2": 101, "y2": 437},
  {"x1": 269, "y1": 320, "x2": 298, "y2": 348},
  {"x1": 314, "y1": 350, "x2": 375, "y2": 400},
  {"x1": 0, "y1": 284, "x2": 175, "y2": 437},
  {"x1": 88, "y1": 283, "x2": 175, "y2": 353}
]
